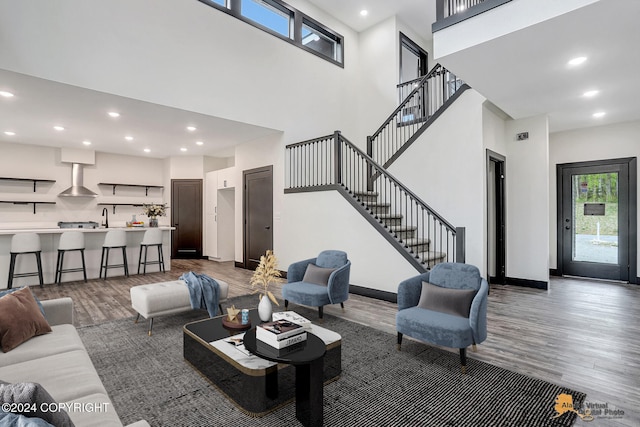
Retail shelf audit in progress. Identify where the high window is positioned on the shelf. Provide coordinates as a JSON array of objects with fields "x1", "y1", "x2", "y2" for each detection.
[
  {"x1": 198, "y1": 0, "x2": 343, "y2": 66},
  {"x1": 241, "y1": 0, "x2": 292, "y2": 38},
  {"x1": 302, "y1": 19, "x2": 341, "y2": 63}
]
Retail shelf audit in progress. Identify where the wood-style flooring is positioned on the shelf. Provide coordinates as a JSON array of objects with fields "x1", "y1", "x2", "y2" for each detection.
[{"x1": 31, "y1": 260, "x2": 639, "y2": 426}]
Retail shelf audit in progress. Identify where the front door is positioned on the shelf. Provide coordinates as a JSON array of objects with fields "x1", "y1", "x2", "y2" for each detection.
[
  {"x1": 558, "y1": 158, "x2": 636, "y2": 281},
  {"x1": 171, "y1": 179, "x2": 203, "y2": 259},
  {"x1": 243, "y1": 166, "x2": 273, "y2": 270}
]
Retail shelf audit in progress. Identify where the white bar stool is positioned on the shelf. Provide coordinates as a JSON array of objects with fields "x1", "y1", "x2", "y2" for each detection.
[
  {"x1": 137, "y1": 229, "x2": 166, "y2": 275},
  {"x1": 8, "y1": 233, "x2": 44, "y2": 289},
  {"x1": 55, "y1": 231, "x2": 87, "y2": 284},
  {"x1": 100, "y1": 230, "x2": 129, "y2": 279}
]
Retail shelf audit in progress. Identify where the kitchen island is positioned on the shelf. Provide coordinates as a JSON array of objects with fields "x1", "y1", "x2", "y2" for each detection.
[{"x1": 0, "y1": 227, "x2": 174, "y2": 289}]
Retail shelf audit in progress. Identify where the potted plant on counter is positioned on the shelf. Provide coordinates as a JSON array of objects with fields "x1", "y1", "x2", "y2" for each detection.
[{"x1": 142, "y1": 203, "x2": 167, "y2": 227}]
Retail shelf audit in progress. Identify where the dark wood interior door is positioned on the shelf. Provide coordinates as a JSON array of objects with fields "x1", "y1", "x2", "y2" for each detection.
[
  {"x1": 244, "y1": 166, "x2": 273, "y2": 270},
  {"x1": 171, "y1": 179, "x2": 203, "y2": 259}
]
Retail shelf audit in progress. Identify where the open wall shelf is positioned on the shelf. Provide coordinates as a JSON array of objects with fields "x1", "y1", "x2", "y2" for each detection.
[
  {"x1": 97, "y1": 203, "x2": 145, "y2": 214},
  {"x1": 0, "y1": 177, "x2": 56, "y2": 192},
  {"x1": 98, "y1": 183, "x2": 163, "y2": 196},
  {"x1": 0, "y1": 200, "x2": 56, "y2": 214}
]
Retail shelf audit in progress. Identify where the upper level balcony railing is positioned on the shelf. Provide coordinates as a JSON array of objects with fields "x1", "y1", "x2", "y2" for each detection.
[{"x1": 433, "y1": 0, "x2": 512, "y2": 32}]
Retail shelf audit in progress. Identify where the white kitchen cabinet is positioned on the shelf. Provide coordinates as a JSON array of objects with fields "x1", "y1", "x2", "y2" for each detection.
[{"x1": 217, "y1": 167, "x2": 235, "y2": 189}]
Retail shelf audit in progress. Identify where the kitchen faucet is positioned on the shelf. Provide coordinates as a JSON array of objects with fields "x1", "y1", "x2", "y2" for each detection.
[{"x1": 101, "y1": 207, "x2": 109, "y2": 228}]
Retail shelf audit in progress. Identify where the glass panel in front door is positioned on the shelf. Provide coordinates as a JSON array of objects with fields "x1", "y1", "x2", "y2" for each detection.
[{"x1": 571, "y1": 172, "x2": 618, "y2": 264}]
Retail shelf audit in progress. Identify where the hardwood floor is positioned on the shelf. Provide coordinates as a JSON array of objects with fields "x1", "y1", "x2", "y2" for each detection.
[{"x1": 31, "y1": 260, "x2": 639, "y2": 426}]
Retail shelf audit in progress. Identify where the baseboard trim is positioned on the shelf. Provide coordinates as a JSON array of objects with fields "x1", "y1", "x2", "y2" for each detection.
[
  {"x1": 505, "y1": 276, "x2": 548, "y2": 290},
  {"x1": 349, "y1": 285, "x2": 397, "y2": 303},
  {"x1": 549, "y1": 269, "x2": 560, "y2": 277},
  {"x1": 234, "y1": 261, "x2": 244, "y2": 269}
]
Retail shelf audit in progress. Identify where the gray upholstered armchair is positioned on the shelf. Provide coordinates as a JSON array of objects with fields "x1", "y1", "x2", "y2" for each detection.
[
  {"x1": 282, "y1": 250, "x2": 351, "y2": 319},
  {"x1": 396, "y1": 262, "x2": 488, "y2": 373}
]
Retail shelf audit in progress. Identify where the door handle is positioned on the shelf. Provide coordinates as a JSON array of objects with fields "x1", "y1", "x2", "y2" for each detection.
[
  {"x1": 265, "y1": 226, "x2": 271, "y2": 230},
  {"x1": 565, "y1": 226, "x2": 570, "y2": 230}
]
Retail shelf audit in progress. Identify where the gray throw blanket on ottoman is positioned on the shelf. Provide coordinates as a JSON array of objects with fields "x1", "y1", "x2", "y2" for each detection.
[{"x1": 179, "y1": 271, "x2": 221, "y2": 317}]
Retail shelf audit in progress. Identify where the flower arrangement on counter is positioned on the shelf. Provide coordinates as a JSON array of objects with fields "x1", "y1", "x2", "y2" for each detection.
[{"x1": 141, "y1": 203, "x2": 167, "y2": 218}]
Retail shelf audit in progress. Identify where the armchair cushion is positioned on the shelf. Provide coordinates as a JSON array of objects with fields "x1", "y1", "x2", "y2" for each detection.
[
  {"x1": 281, "y1": 282, "x2": 331, "y2": 307},
  {"x1": 418, "y1": 282, "x2": 477, "y2": 318},
  {"x1": 396, "y1": 307, "x2": 474, "y2": 349},
  {"x1": 302, "y1": 264, "x2": 336, "y2": 286}
]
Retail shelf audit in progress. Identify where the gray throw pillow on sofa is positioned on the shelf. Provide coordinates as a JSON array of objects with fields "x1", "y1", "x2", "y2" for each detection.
[
  {"x1": 302, "y1": 264, "x2": 336, "y2": 286},
  {"x1": 417, "y1": 282, "x2": 477, "y2": 318},
  {"x1": 0, "y1": 382, "x2": 75, "y2": 427}
]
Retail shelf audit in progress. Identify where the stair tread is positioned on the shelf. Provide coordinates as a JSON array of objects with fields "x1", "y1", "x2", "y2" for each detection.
[
  {"x1": 388, "y1": 225, "x2": 417, "y2": 231},
  {"x1": 403, "y1": 238, "x2": 431, "y2": 245},
  {"x1": 377, "y1": 213, "x2": 403, "y2": 219},
  {"x1": 418, "y1": 251, "x2": 447, "y2": 261}
]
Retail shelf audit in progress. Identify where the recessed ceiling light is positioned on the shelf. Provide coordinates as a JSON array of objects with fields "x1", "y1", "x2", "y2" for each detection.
[
  {"x1": 360, "y1": 9, "x2": 368, "y2": 16},
  {"x1": 196, "y1": 141, "x2": 204, "y2": 146},
  {"x1": 0, "y1": 91, "x2": 14, "y2": 98},
  {"x1": 583, "y1": 90, "x2": 599, "y2": 98},
  {"x1": 592, "y1": 111, "x2": 606, "y2": 118},
  {"x1": 568, "y1": 56, "x2": 587, "y2": 66},
  {"x1": 186, "y1": 126, "x2": 197, "y2": 132},
  {"x1": 4, "y1": 131, "x2": 16, "y2": 136},
  {"x1": 53, "y1": 125, "x2": 65, "y2": 131},
  {"x1": 180, "y1": 147, "x2": 187, "y2": 152},
  {"x1": 107, "y1": 111, "x2": 120, "y2": 118},
  {"x1": 82, "y1": 140, "x2": 92, "y2": 146},
  {"x1": 125, "y1": 135, "x2": 134, "y2": 141},
  {"x1": 144, "y1": 148, "x2": 151, "y2": 153}
]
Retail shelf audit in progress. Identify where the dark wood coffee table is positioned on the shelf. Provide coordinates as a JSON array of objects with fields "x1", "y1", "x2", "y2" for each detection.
[
  {"x1": 183, "y1": 309, "x2": 341, "y2": 417},
  {"x1": 243, "y1": 327, "x2": 326, "y2": 427}
]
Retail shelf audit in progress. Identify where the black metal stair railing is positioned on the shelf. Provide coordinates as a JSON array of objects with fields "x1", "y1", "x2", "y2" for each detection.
[
  {"x1": 433, "y1": 0, "x2": 512, "y2": 32},
  {"x1": 368, "y1": 64, "x2": 466, "y2": 170},
  {"x1": 439, "y1": 0, "x2": 486, "y2": 19},
  {"x1": 285, "y1": 132, "x2": 464, "y2": 270}
]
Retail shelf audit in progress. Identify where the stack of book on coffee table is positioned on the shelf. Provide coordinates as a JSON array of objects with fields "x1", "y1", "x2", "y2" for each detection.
[
  {"x1": 256, "y1": 319, "x2": 307, "y2": 353},
  {"x1": 272, "y1": 311, "x2": 311, "y2": 330}
]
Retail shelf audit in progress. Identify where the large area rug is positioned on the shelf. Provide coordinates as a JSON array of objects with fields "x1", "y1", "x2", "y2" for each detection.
[{"x1": 78, "y1": 295, "x2": 585, "y2": 426}]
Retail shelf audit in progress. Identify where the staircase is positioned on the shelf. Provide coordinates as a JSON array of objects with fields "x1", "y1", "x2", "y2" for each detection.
[
  {"x1": 354, "y1": 190, "x2": 447, "y2": 267},
  {"x1": 285, "y1": 64, "x2": 467, "y2": 272}
]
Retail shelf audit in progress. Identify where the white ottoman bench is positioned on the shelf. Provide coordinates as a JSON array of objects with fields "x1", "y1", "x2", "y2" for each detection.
[{"x1": 130, "y1": 279, "x2": 229, "y2": 335}]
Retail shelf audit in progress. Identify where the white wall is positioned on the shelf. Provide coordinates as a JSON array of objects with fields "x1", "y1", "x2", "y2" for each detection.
[
  {"x1": 355, "y1": 16, "x2": 433, "y2": 149},
  {"x1": 233, "y1": 133, "x2": 285, "y2": 263},
  {"x1": 356, "y1": 16, "x2": 399, "y2": 148},
  {"x1": 0, "y1": 142, "x2": 166, "y2": 228},
  {"x1": 387, "y1": 89, "x2": 487, "y2": 275},
  {"x1": 281, "y1": 190, "x2": 418, "y2": 292},
  {"x1": 505, "y1": 115, "x2": 549, "y2": 283},
  {"x1": 0, "y1": 0, "x2": 359, "y2": 140},
  {"x1": 549, "y1": 120, "x2": 640, "y2": 271}
]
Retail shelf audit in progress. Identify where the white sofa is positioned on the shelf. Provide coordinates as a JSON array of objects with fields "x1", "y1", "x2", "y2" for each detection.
[{"x1": 0, "y1": 297, "x2": 149, "y2": 427}]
